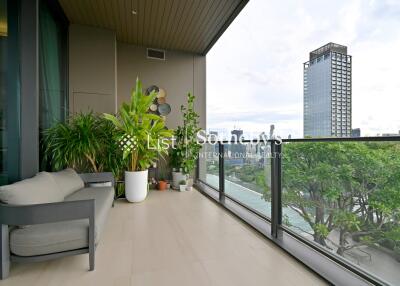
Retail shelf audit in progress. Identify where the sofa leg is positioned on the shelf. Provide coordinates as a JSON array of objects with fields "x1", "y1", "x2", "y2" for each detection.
[
  {"x1": 0, "y1": 225, "x2": 10, "y2": 280},
  {"x1": 88, "y1": 215, "x2": 95, "y2": 271},
  {"x1": 89, "y1": 250, "x2": 95, "y2": 271}
]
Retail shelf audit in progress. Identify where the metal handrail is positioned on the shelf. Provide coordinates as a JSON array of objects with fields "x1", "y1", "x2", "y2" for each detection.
[{"x1": 200, "y1": 135, "x2": 400, "y2": 145}]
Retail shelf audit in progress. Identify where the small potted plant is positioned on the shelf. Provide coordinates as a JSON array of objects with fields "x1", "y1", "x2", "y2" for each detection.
[
  {"x1": 179, "y1": 179, "x2": 187, "y2": 192},
  {"x1": 158, "y1": 178, "x2": 167, "y2": 191}
]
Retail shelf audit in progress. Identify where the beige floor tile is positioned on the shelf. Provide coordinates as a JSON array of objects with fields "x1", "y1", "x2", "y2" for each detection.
[{"x1": 0, "y1": 189, "x2": 326, "y2": 286}]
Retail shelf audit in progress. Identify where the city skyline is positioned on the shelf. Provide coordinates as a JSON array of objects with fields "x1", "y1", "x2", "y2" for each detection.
[{"x1": 207, "y1": 0, "x2": 400, "y2": 139}]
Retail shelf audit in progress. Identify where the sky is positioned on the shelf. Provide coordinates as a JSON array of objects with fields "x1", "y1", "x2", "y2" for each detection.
[{"x1": 206, "y1": 0, "x2": 400, "y2": 139}]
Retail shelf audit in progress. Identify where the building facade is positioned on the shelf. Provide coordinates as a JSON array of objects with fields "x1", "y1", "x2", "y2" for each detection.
[
  {"x1": 351, "y1": 128, "x2": 361, "y2": 137},
  {"x1": 304, "y1": 43, "x2": 352, "y2": 137}
]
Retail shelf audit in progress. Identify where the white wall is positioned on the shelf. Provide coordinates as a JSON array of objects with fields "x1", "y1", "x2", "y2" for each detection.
[
  {"x1": 69, "y1": 24, "x2": 117, "y2": 114},
  {"x1": 117, "y1": 43, "x2": 206, "y2": 129}
]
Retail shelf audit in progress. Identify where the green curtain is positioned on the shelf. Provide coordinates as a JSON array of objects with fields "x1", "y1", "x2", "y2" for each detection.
[
  {"x1": 39, "y1": 1, "x2": 67, "y2": 130},
  {"x1": 39, "y1": 0, "x2": 67, "y2": 171},
  {"x1": 0, "y1": 0, "x2": 7, "y2": 184}
]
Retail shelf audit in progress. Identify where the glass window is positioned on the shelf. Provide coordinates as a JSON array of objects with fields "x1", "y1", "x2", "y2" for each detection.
[
  {"x1": 39, "y1": 0, "x2": 68, "y2": 131},
  {"x1": 0, "y1": 0, "x2": 20, "y2": 185},
  {"x1": 225, "y1": 142, "x2": 272, "y2": 218},
  {"x1": 0, "y1": 0, "x2": 7, "y2": 184},
  {"x1": 39, "y1": 0, "x2": 68, "y2": 170},
  {"x1": 199, "y1": 143, "x2": 220, "y2": 190}
]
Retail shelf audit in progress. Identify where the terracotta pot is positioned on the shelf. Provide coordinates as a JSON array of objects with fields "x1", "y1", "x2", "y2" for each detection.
[{"x1": 158, "y1": 180, "x2": 167, "y2": 191}]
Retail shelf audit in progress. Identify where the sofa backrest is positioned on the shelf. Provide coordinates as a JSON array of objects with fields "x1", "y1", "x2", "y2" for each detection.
[
  {"x1": 50, "y1": 168, "x2": 84, "y2": 198},
  {"x1": 0, "y1": 172, "x2": 64, "y2": 205}
]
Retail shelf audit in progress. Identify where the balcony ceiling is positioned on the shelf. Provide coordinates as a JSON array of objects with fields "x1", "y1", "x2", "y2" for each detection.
[{"x1": 58, "y1": 0, "x2": 248, "y2": 55}]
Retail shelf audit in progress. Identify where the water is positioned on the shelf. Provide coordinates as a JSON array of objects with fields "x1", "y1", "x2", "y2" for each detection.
[{"x1": 205, "y1": 174, "x2": 313, "y2": 234}]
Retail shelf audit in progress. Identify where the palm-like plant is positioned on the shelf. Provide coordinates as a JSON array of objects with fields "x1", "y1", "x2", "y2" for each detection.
[
  {"x1": 42, "y1": 113, "x2": 122, "y2": 174},
  {"x1": 104, "y1": 78, "x2": 173, "y2": 171}
]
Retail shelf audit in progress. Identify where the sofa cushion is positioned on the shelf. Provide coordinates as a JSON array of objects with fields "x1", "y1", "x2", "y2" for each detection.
[
  {"x1": 10, "y1": 187, "x2": 114, "y2": 257},
  {"x1": 0, "y1": 172, "x2": 64, "y2": 205},
  {"x1": 50, "y1": 168, "x2": 84, "y2": 198}
]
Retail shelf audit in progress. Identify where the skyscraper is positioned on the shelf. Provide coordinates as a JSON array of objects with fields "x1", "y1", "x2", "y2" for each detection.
[{"x1": 304, "y1": 43, "x2": 352, "y2": 137}]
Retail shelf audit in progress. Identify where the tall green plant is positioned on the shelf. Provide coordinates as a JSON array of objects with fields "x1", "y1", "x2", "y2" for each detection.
[
  {"x1": 104, "y1": 78, "x2": 173, "y2": 171},
  {"x1": 171, "y1": 93, "x2": 202, "y2": 174},
  {"x1": 42, "y1": 112, "x2": 123, "y2": 174}
]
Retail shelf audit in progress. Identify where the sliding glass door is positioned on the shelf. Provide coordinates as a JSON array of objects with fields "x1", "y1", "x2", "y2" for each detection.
[
  {"x1": 38, "y1": 0, "x2": 68, "y2": 170},
  {"x1": 39, "y1": 0, "x2": 68, "y2": 131},
  {"x1": 0, "y1": 0, "x2": 7, "y2": 185},
  {"x1": 0, "y1": 0, "x2": 20, "y2": 185}
]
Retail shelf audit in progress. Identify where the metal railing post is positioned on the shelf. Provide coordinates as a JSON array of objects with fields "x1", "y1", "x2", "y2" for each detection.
[
  {"x1": 271, "y1": 140, "x2": 282, "y2": 238},
  {"x1": 218, "y1": 142, "x2": 225, "y2": 202},
  {"x1": 195, "y1": 155, "x2": 200, "y2": 181}
]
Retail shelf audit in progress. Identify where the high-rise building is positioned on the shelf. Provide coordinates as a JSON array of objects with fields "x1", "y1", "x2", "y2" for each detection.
[
  {"x1": 304, "y1": 43, "x2": 352, "y2": 137},
  {"x1": 351, "y1": 128, "x2": 361, "y2": 137}
]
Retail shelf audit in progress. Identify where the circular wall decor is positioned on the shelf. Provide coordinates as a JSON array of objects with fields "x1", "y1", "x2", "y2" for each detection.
[
  {"x1": 158, "y1": 103, "x2": 171, "y2": 116},
  {"x1": 157, "y1": 97, "x2": 166, "y2": 104},
  {"x1": 145, "y1": 85, "x2": 159, "y2": 96},
  {"x1": 157, "y1": 88, "x2": 166, "y2": 99},
  {"x1": 149, "y1": 103, "x2": 158, "y2": 112}
]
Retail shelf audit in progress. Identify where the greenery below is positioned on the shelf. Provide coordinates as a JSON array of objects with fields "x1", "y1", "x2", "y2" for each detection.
[
  {"x1": 206, "y1": 142, "x2": 400, "y2": 260},
  {"x1": 277, "y1": 142, "x2": 400, "y2": 258}
]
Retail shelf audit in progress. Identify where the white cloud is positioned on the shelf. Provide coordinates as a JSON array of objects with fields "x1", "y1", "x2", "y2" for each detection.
[{"x1": 207, "y1": 0, "x2": 400, "y2": 138}]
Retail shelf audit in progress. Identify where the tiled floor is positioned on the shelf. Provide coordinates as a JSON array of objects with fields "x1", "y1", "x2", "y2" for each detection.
[{"x1": 1, "y1": 189, "x2": 327, "y2": 286}]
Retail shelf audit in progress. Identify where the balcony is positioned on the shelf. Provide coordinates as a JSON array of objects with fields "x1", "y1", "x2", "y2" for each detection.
[
  {"x1": 198, "y1": 138, "x2": 400, "y2": 286},
  {"x1": 1, "y1": 1, "x2": 399, "y2": 285},
  {"x1": 0, "y1": 190, "x2": 326, "y2": 286}
]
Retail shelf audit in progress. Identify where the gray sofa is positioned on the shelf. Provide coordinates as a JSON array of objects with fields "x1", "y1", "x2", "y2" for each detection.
[{"x1": 0, "y1": 169, "x2": 115, "y2": 279}]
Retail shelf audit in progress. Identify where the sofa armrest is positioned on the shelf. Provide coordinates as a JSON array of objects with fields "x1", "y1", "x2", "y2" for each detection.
[
  {"x1": 0, "y1": 200, "x2": 96, "y2": 278},
  {"x1": 0, "y1": 200, "x2": 95, "y2": 226},
  {"x1": 79, "y1": 172, "x2": 115, "y2": 187}
]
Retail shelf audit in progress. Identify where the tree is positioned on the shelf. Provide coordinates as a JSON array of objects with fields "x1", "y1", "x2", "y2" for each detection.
[{"x1": 262, "y1": 141, "x2": 400, "y2": 258}]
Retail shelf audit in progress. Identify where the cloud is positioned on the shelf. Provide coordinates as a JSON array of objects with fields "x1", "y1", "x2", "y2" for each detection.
[{"x1": 206, "y1": 0, "x2": 400, "y2": 138}]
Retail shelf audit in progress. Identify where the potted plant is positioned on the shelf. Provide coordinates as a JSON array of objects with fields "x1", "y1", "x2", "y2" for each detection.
[
  {"x1": 179, "y1": 179, "x2": 187, "y2": 192},
  {"x1": 42, "y1": 112, "x2": 124, "y2": 177},
  {"x1": 104, "y1": 78, "x2": 173, "y2": 203},
  {"x1": 170, "y1": 93, "x2": 202, "y2": 189},
  {"x1": 158, "y1": 178, "x2": 167, "y2": 191}
]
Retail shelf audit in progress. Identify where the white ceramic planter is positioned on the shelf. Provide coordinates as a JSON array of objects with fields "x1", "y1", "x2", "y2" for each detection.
[
  {"x1": 172, "y1": 171, "x2": 187, "y2": 189},
  {"x1": 125, "y1": 170, "x2": 148, "y2": 203},
  {"x1": 179, "y1": 185, "x2": 187, "y2": 192}
]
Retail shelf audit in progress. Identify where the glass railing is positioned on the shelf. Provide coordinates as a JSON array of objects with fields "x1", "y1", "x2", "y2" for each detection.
[
  {"x1": 198, "y1": 143, "x2": 219, "y2": 190},
  {"x1": 281, "y1": 140, "x2": 400, "y2": 285},
  {"x1": 224, "y1": 142, "x2": 271, "y2": 218},
  {"x1": 197, "y1": 137, "x2": 400, "y2": 285},
  {"x1": 199, "y1": 141, "x2": 271, "y2": 218}
]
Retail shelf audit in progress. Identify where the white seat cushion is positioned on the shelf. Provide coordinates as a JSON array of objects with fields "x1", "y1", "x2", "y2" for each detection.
[
  {"x1": 0, "y1": 172, "x2": 64, "y2": 205},
  {"x1": 9, "y1": 187, "x2": 114, "y2": 256}
]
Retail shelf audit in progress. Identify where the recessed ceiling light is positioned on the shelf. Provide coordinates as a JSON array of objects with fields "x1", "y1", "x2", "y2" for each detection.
[{"x1": 132, "y1": 10, "x2": 137, "y2": 15}]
